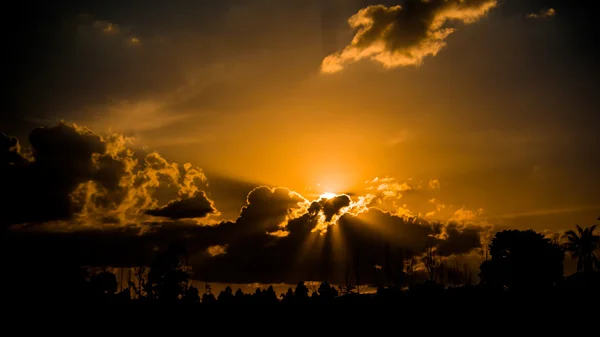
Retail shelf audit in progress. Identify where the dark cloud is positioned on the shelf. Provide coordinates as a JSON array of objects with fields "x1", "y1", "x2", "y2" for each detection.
[
  {"x1": 0, "y1": 122, "x2": 216, "y2": 229},
  {"x1": 434, "y1": 222, "x2": 486, "y2": 256},
  {"x1": 308, "y1": 194, "x2": 352, "y2": 222},
  {"x1": 1, "y1": 133, "x2": 28, "y2": 167},
  {"x1": 1, "y1": 123, "x2": 106, "y2": 226},
  {"x1": 145, "y1": 191, "x2": 217, "y2": 219},
  {"x1": 195, "y1": 207, "x2": 489, "y2": 284},
  {"x1": 2, "y1": 123, "x2": 490, "y2": 285},
  {"x1": 236, "y1": 186, "x2": 309, "y2": 234},
  {"x1": 199, "y1": 173, "x2": 265, "y2": 221},
  {"x1": 322, "y1": 0, "x2": 498, "y2": 72}
]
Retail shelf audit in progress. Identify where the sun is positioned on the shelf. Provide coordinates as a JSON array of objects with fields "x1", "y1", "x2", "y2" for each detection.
[{"x1": 320, "y1": 192, "x2": 337, "y2": 199}]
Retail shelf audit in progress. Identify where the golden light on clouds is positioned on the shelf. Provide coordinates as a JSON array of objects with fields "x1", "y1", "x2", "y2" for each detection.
[
  {"x1": 320, "y1": 192, "x2": 338, "y2": 200},
  {"x1": 321, "y1": 0, "x2": 497, "y2": 73},
  {"x1": 207, "y1": 245, "x2": 227, "y2": 257}
]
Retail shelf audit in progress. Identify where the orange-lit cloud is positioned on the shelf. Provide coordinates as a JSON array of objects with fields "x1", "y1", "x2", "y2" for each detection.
[
  {"x1": 425, "y1": 197, "x2": 447, "y2": 218},
  {"x1": 321, "y1": 0, "x2": 497, "y2": 73},
  {"x1": 1, "y1": 122, "x2": 218, "y2": 231},
  {"x1": 146, "y1": 191, "x2": 217, "y2": 220},
  {"x1": 527, "y1": 8, "x2": 556, "y2": 19},
  {"x1": 207, "y1": 245, "x2": 227, "y2": 257},
  {"x1": 99, "y1": 22, "x2": 119, "y2": 34},
  {"x1": 129, "y1": 37, "x2": 141, "y2": 45},
  {"x1": 366, "y1": 176, "x2": 415, "y2": 198}
]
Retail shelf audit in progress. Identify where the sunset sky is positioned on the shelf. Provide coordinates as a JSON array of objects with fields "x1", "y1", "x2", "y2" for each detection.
[{"x1": 3, "y1": 0, "x2": 599, "y2": 284}]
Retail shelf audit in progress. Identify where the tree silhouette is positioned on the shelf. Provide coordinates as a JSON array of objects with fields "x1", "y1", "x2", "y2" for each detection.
[
  {"x1": 263, "y1": 285, "x2": 278, "y2": 304},
  {"x1": 562, "y1": 224, "x2": 599, "y2": 273},
  {"x1": 201, "y1": 292, "x2": 216, "y2": 304},
  {"x1": 352, "y1": 246, "x2": 362, "y2": 294},
  {"x1": 479, "y1": 230, "x2": 564, "y2": 292},
  {"x1": 317, "y1": 281, "x2": 338, "y2": 301},
  {"x1": 293, "y1": 281, "x2": 309, "y2": 302},
  {"x1": 218, "y1": 286, "x2": 235, "y2": 304},
  {"x1": 129, "y1": 266, "x2": 148, "y2": 299},
  {"x1": 182, "y1": 285, "x2": 200, "y2": 303},
  {"x1": 145, "y1": 243, "x2": 191, "y2": 301},
  {"x1": 234, "y1": 288, "x2": 246, "y2": 303},
  {"x1": 280, "y1": 287, "x2": 294, "y2": 304},
  {"x1": 404, "y1": 250, "x2": 417, "y2": 287},
  {"x1": 423, "y1": 241, "x2": 442, "y2": 283}
]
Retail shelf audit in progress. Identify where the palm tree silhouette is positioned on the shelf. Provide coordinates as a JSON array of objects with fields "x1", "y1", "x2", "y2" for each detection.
[{"x1": 562, "y1": 223, "x2": 599, "y2": 273}]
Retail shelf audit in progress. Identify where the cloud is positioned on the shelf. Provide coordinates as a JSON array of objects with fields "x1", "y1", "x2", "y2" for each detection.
[
  {"x1": 192, "y1": 202, "x2": 490, "y2": 284},
  {"x1": 92, "y1": 20, "x2": 119, "y2": 34},
  {"x1": 129, "y1": 37, "x2": 142, "y2": 45},
  {"x1": 207, "y1": 245, "x2": 227, "y2": 257},
  {"x1": 1, "y1": 132, "x2": 29, "y2": 166},
  {"x1": 425, "y1": 197, "x2": 447, "y2": 218},
  {"x1": 4, "y1": 179, "x2": 490, "y2": 285},
  {"x1": 451, "y1": 207, "x2": 485, "y2": 222},
  {"x1": 1, "y1": 123, "x2": 106, "y2": 226},
  {"x1": 309, "y1": 194, "x2": 352, "y2": 222},
  {"x1": 2, "y1": 123, "x2": 492, "y2": 285},
  {"x1": 87, "y1": 18, "x2": 142, "y2": 46},
  {"x1": 145, "y1": 191, "x2": 217, "y2": 219},
  {"x1": 366, "y1": 176, "x2": 415, "y2": 198},
  {"x1": 237, "y1": 186, "x2": 310, "y2": 236},
  {"x1": 321, "y1": 0, "x2": 498, "y2": 73},
  {"x1": 0, "y1": 122, "x2": 217, "y2": 229},
  {"x1": 527, "y1": 8, "x2": 556, "y2": 19}
]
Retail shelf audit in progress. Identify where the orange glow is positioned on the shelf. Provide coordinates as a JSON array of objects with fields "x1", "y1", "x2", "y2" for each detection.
[{"x1": 320, "y1": 192, "x2": 337, "y2": 200}]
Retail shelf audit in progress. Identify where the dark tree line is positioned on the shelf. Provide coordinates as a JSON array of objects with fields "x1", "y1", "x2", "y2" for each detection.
[{"x1": 2, "y1": 221, "x2": 599, "y2": 305}]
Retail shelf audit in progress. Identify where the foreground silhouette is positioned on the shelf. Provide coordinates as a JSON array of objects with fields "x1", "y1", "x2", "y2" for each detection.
[{"x1": 1, "y1": 223, "x2": 599, "y2": 307}]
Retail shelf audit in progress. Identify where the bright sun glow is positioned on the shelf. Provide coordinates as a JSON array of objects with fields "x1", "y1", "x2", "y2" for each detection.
[{"x1": 320, "y1": 192, "x2": 337, "y2": 199}]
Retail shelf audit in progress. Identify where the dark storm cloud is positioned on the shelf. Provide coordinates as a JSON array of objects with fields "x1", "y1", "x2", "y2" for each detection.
[
  {"x1": 0, "y1": 122, "x2": 216, "y2": 228},
  {"x1": 322, "y1": 0, "x2": 498, "y2": 72}
]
